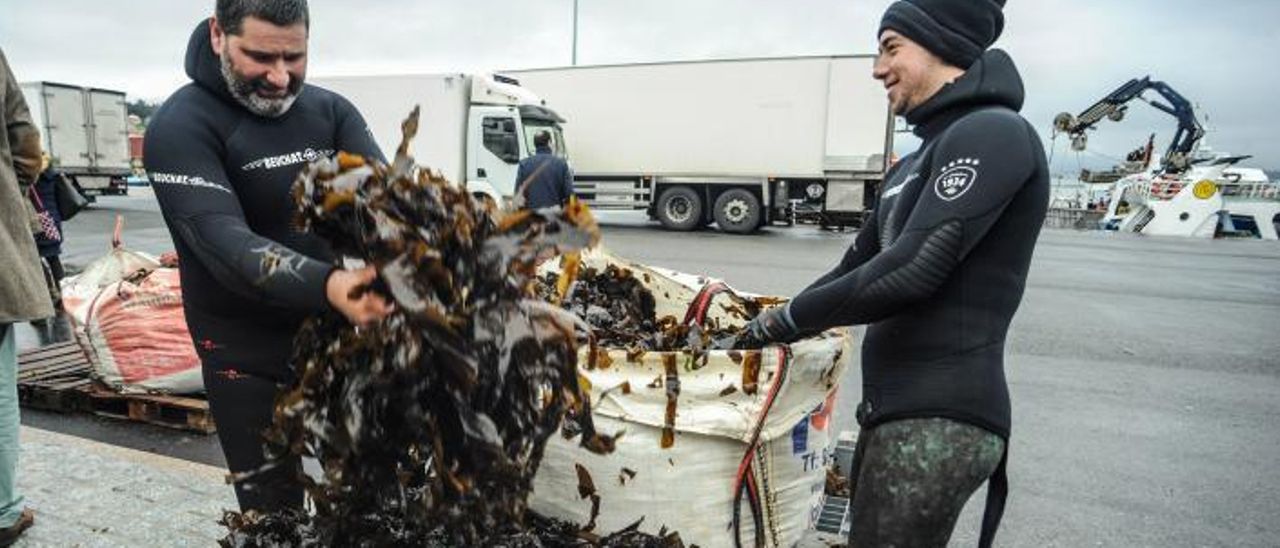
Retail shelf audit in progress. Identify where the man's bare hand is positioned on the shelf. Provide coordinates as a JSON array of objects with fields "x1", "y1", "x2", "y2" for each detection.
[{"x1": 325, "y1": 266, "x2": 393, "y2": 326}]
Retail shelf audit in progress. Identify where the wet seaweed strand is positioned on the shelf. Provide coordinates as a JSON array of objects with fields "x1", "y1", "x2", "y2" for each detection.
[{"x1": 661, "y1": 354, "x2": 680, "y2": 449}]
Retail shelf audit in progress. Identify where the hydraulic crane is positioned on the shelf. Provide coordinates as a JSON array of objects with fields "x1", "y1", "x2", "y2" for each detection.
[{"x1": 1053, "y1": 76, "x2": 1205, "y2": 173}]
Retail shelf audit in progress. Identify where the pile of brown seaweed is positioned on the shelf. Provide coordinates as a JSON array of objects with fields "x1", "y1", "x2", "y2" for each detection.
[
  {"x1": 536, "y1": 264, "x2": 763, "y2": 355},
  {"x1": 219, "y1": 109, "x2": 679, "y2": 547},
  {"x1": 536, "y1": 264, "x2": 661, "y2": 348}
]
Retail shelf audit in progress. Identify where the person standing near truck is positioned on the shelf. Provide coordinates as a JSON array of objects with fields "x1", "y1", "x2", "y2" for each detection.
[
  {"x1": 145, "y1": 0, "x2": 391, "y2": 513},
  {"x1": 515, "y1": 130, "x2": 574, "y2": 209},
  {"x1": 31, "y1": 154, "x2": 67, "y2": 308},
  {"x1": 747, "y1": 0, "x2": 1047, "y2": 546}
]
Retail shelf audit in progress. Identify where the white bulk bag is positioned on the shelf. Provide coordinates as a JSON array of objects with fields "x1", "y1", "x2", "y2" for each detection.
[{"x1": 530, "y1": 251, "x2": 852, "y2": 547}]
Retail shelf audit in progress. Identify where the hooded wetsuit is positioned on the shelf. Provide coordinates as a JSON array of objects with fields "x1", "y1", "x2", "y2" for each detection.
[
  {"x1": 791, "y1": 48, "x2": 1046, "y2": 440},
  {"x1": 144, "y1": 20, "x2": 384, "y2": 511},
  {"x1": 787, "y1": 49, "x2": 1048, "y2": 546}
]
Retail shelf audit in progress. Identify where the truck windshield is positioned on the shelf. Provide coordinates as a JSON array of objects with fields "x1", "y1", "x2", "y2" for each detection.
[{"x1": 523, "y1": 121, "x2": 567, "y2": 159}]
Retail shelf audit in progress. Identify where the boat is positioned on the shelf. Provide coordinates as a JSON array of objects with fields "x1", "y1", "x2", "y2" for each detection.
[
  {"x1": 1099, "y1": 147, "x2": 1280, "y2": 239},
  {"x1": 1053, "y1": 76, "x2": 1280, "y2": 240}
]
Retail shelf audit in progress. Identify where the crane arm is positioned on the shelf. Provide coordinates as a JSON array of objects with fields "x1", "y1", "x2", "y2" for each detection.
[{"x1": 1053, "y1": 76, "x2": 1205, "y2": 173}]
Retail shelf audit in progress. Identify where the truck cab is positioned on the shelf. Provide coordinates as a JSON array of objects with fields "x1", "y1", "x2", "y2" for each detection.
[{"x1": 465, "y1": 76, "x2": 567, "y2": 204}]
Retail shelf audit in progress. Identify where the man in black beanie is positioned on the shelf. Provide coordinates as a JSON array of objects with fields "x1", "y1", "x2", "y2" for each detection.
[{"x1": 746, "y1": 0, "x2": 1047, "y2": 546}]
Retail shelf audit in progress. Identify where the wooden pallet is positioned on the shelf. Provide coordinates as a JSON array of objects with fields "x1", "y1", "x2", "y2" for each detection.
[
  {"x1": 17, "y1": 341, "x2": 216, "y2": 434},
  {"x1": 86, "y1": 386, "x2": 216, "y2": 434},
  {"x1": 16, "y1": 342, "x2": 94, "y2": 411}
]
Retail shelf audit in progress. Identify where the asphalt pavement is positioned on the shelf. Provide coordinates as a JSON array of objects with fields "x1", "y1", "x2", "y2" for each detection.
[{"x1": 14, "y1": 188, "x2": 1280, "y2": 547}]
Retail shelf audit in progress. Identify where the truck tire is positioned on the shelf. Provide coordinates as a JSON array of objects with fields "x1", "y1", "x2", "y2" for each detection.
[
  {"x1": 713, "y1": 189, "x2": 761, "y2": 234},
  {"x1": 656, "y1": 186, "x2": 703, "y2": 231}
]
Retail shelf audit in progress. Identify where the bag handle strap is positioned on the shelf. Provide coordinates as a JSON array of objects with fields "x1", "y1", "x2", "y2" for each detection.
[
  {"x1": 27, "y1": 184, "x2": 49, "y2": 213},
  {"x1": 682, "y1": 280, "x2": 730, "y2": 326},
  {"x1": 732, "y1": 345, "x2": 792, "y2": 547}
]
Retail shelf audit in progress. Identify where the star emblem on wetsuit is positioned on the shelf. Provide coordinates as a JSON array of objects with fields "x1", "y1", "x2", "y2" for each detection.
[{"x1": 934, "y1": 157, "x2": 980, "y2": 201}]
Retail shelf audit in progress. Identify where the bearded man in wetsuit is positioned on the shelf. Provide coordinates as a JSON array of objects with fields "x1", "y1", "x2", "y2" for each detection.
[
  {"x1": 145, "y1": 0, "x2": 392, "y2": 512},
  {"x1": 746, "y1": 0, "x2": 1047, "y2": 546}
]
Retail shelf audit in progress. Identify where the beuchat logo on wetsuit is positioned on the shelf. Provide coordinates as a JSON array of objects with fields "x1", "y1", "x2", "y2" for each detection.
[
  {"x1": 933, "y1": 157, "x2": 981, "y2": 201},
  {"x1": 240, "y1": 147, "x2": 335, "y2": 172}
]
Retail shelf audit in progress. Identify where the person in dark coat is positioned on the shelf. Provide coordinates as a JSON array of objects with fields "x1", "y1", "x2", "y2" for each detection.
[
  {"x1": 28, "y1": 154, "x2": 72, "y2": 344},
  {"x1": 514, "y1": 130, "x2": 574, "y2": 209},
  {"x1": 32, "y1": 155, "x2": 65, "y2": 289}
]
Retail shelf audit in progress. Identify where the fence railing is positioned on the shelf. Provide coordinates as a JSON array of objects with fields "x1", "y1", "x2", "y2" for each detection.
[{"x1": 1045, "y1": 207, "x2": 1105, "y2": 229}]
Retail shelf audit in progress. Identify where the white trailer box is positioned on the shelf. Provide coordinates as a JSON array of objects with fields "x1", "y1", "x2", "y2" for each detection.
[
  {"x1": 86, "y1": 89, "x2": 132, "y2": 173},
  {"x1": 310, "y1": 73, "x2": 567, "y2": 203},
  {"x1": 20, "y1": 82, "x2": 130, "y2": 196},
  {"x1": 311, "y1": 75, "x2": 470, "y2": 183},
  {"x1": 510, "y1": 56, "x2": 893, "y2": 232}
]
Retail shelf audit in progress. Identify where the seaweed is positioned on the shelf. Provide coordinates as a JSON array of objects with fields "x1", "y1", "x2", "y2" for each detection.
[
  {"x1": 220, "y1": 108, "x2": 673, "y2": 547},
  {"x1": 535, "y1": 264, "x2": 757, "y2": 356}
]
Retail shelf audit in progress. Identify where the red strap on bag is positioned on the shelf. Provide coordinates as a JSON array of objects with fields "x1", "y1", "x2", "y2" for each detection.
[
  {"x1": 732, "y1": 345, "x2": 791, "y2": 548},
  {"x1": 682, "y1": 280, "x2": 731, "y2": 326}
]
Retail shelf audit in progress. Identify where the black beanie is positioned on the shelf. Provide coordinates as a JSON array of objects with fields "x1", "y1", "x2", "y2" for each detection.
[{"x1": 879, "y1": 0, "x2": 1006, "y2": 69}]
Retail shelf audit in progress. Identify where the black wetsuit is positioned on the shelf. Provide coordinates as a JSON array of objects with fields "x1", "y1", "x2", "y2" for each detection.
[
  {"x1": 145, "y1": 21, "x2": 383, "y2": 511},
  {"x1": 787, "y1": 49, "x2": 1048, "y2": 546}
]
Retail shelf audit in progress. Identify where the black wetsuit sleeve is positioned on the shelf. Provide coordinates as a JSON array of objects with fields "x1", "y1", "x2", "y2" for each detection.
[
  {"x1": 788, "y1": 112, "x2": 1037, "y2": 330},
  {"x1": 803, "y1": 212, "x2": 881, "y2": 292},
  {"x1": 800, "y1": 155, "x2": 919, "y2": 293},
  {"x1": 145, "y1": 116, "x2": 335, "y2": 313},
  {"x1": 333, "y1": 95, "x2": 387, "y2": 163}
]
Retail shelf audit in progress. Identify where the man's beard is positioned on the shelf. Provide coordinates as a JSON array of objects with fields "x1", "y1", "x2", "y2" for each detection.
[{"x1": 220, "y1": 51, "x2": 302, "y2": 118}]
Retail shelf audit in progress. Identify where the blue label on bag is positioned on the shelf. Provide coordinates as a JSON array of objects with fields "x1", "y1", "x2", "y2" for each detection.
[{"x1": 792, "y1": 418, "x2": 808, "y2": 454}]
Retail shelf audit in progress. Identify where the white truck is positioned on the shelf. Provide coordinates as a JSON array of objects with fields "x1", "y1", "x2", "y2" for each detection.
[
  {"x1": 20, "y1": 82, "x2": 131, "y2": 198},
  {"x1": 310, "y1": 73, "x2": 568, "y2": 205},
  {"x1": 509, "y1": 55, "x2": 894, "y2": 233}
]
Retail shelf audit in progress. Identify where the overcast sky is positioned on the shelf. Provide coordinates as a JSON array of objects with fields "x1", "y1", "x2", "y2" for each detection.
[{"x1": 3, "y1": 0, "x2": 1277, "y2": 172}]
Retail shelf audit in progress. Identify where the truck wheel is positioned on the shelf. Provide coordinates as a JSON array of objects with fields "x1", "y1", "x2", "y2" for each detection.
[
  {"x1": 656, "y1": 186, "x2": 703, "y2": 231},
  {"x1": 714, "y1": 189, "x2": 761, "y2": 234}
]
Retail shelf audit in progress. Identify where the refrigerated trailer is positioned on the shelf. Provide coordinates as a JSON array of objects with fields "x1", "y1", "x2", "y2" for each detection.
[
  {"x1": 509, "y1": 55, "x2": 893, "y2": 233},
  {"x1": 309, "y1": 73, "x2": 567, "y2": 205},
  {"x1": 20, "y1": 82, "x2": 130, "y2": 197}
]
